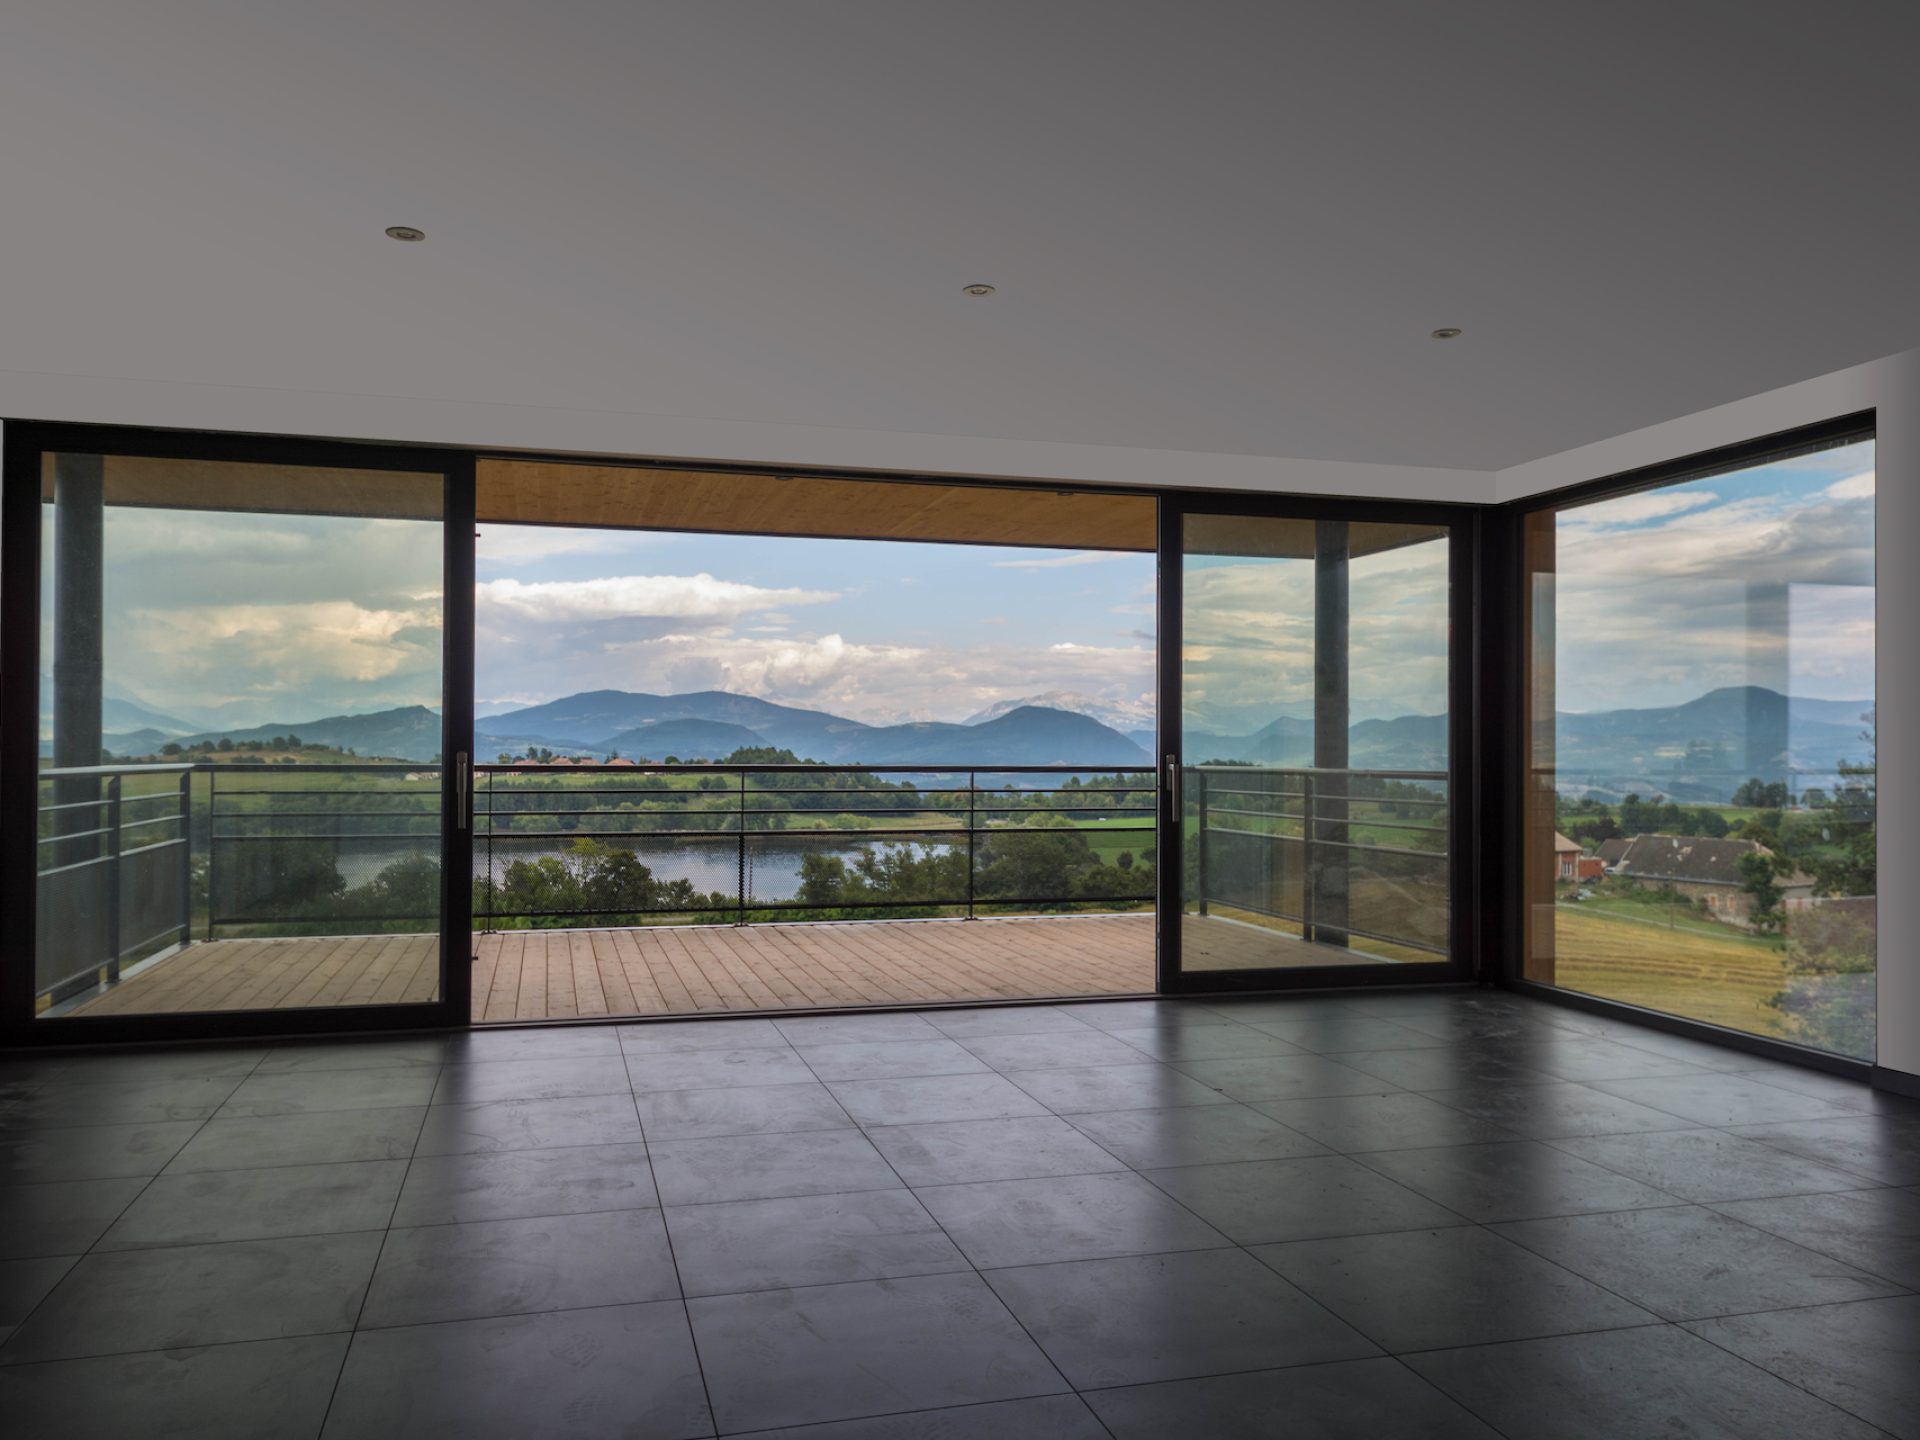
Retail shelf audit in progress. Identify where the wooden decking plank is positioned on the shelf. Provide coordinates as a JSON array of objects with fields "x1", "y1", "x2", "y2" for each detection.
[
  {"x1": 277, "y1": 936, "x2": 379, "y2": 1009},
  {"x1": 70, "y1": 914, "x2": 1157, "y2": 1023},
  {"x1": 469, "y1": 934, "x2": 500, "y2": 1016},
  {"x1": 590, "y1": 930, "x2": 638, "y2": 1016},
  {"x1": 686, "y1": 927, "x2": 787, "y2": 1009},
  {"x1": 485, "y1": 933, "x2": 527, "y2": 1022},
  {"x1": 569, "y1": 931, "x2": 608, "y2": 1017},
  {"x1": 515, "y1": 932, "x2": 550, "y2": 1020},
  {"x1": 657, "y1": 927, "x2": 731, "y2": 1010},
  {"x1": 616, "y1": 928, "x2": 693, "y2": 1014}
]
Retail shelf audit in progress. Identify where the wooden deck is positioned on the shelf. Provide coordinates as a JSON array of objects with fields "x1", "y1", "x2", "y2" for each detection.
[
  {"x1": 473, "y1": 914, "x2": 1152, "y2": 1021},
  {"x1": 68, "y1": 933, "x2": 444, "y2": 1016},
  {"x1": 63, "y1": 911, "x2": 1415, "y2": 1023},
  {"x1": 65, "y1": 915, "x2": 1155, "y2": 1022}
]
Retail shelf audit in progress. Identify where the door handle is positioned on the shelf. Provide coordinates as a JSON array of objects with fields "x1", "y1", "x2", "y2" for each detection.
[
  {"x1": 1164, "y1": 754, "x2": 1181, "y2": 815},
  {"x1": 454, "y1": 752, "x2": 470, "y2": 831}
]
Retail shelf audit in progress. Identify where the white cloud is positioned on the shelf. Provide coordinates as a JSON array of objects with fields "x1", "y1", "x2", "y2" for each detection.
[
  {"x1": 991, "y1": 551, "x2": 1134, "y2": 570},
  {"x1": 1821, "y1": 470, "x2": 1875, "y2": 500},
  {"x1": 1551, "y1": 472, "x2": 1876, "y2": 711},
  {"x1": 1560, "y1": 490, "x2": 1720, "y2": 527},
  {"x1": 476, "y1": 526, "x2": 639, "y2": 565},
  {"x1": 476, "y1": 573, "x2": 836, "y2": 624}
]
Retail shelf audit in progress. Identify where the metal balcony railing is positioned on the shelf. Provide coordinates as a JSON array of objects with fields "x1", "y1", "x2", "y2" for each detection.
[
  {"x1": 32, "y1": 757, "x2": 1452, "y2": 1005},
  {"x1": 470, "y1": 763, "x2": 1158, "y2": 928},
  {"x1": 35, "y1": 763, "x2": 195, "y2": 1004},
  {"x1": 1188, "y1": 764, "x2": 1451, "y2": 956}
]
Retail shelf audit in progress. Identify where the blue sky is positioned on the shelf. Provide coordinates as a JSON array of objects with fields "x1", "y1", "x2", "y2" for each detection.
[{"x1": 474, "y1": 528, "x2": 1157, "y2": 725}]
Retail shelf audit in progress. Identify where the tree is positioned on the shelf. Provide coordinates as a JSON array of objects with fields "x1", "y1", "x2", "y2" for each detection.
[
  {"x1": 1688, "y1": 807, "x2": 1730, "y2": 838},
  {"x1": 1732, "y1": 777, "x2": 1790, "y2": 810},
  {"x1": 350, "y1": 852, "x2": 440, "y2": 917},
  {"x1": 1738, "y1": 850, "x2": 1786, "y2": 934},
  {"x1": 1812, "y1": 708, "x2": 1875, "y2": 900}
]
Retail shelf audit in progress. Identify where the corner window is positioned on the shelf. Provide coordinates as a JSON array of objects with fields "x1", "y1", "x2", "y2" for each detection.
[{"x1": 1521, "y1": 430, "x2": 1876, "y2": 1059}]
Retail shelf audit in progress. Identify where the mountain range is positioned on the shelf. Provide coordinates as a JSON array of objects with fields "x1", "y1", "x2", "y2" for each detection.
[
  {"x1": 963, "y1": 690, "x2": 1155, "y2": 735},
  {"x1": 90, "y1": 684, "x2": 1874, "y2": 801},
  {"x1": 480, "y1": 690, "x2": 1154, "y2": 767}
]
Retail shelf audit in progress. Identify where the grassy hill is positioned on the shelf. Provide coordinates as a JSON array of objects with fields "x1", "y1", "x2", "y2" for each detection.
[{"x1": 1549, "y1": 905, "x2": 1788, "y2": 1037}]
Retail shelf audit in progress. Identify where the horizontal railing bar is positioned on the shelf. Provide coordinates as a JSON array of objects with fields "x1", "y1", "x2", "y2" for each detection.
[
  {"x1": 478, "y1": 768, "x2": 1152, "y2": 779},
  {"x1": 479, "y1": 895, "x2": 1154, "y2": 921},
  {"x1": 36, "y1": 826, "x2": 113, "y2": 845},
  {"x1": 480, "y1": 788, "x2": 1157, "y2": 802},
  {"x1": 212, "y1": 913, "x2": 440, "y2": 926},
  {"x1": 475, "y1": 813, "x2": 1158, "y2": 826},
  {"x1": 1195, "y1": 902, "x2": 1448, "y2": 955},
  {"x1": 472, "y1": 825, "x2": 1160, "y2": 843},
  {"x1": 1202, "y1": 829, "x2": 1446, "y2": 861},
  {"x1": 1205, "y1": 789, "x2": 1447, "y2": 807},
  {"x1": 213, "y1": 809, "x2": 441, "y2": 820},
  {"x1": 214, "y1": 794, "x2": 439, "y2": 806},
  {"x1": 210, "y1": 833, "x2": 441, "y2": 843},
  {"x1": 1190, "y1": 765, "x2": 1445, "y2": 779},
  {"x1": 35, "y1": 854, "x2": 117, "y2": 877},
  {"x1": 39, "y1": 763, "x2": 196, "y2": 778},
  {"x1": 119, "y1": 838, "x2": 186, "y2": 856},
  {"x1": 1204, "y1": 812, "x2": 1447, "y2": 838}
]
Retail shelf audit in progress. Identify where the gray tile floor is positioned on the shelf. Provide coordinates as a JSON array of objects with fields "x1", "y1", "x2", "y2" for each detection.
[{"x1": 2, "y1": 989, "x2": 1918, "y2": 1438}]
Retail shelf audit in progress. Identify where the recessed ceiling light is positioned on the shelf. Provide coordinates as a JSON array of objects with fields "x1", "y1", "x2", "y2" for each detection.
[
  {"x1": 963, "y1": 283, "x2": 996, "y2": 296},
  {"x1": 1430, "y1": 327, "x2": 1462, "y2": 339},
  {"x1": 385, "y1": 225, "x2": 426, "y2": 242}
]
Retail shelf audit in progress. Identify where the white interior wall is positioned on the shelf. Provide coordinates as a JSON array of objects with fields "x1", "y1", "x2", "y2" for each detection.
[{"x1": 0, "y1": 370, "x2": 1487, "y2": 504}]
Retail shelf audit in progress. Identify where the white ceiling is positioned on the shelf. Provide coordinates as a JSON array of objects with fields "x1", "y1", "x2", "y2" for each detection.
[{"x1": 2, "y1": 0, "x2": 1915, "y2": 484}]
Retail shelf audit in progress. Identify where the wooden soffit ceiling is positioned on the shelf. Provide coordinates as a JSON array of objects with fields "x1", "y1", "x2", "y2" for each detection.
[
  {"x1": 41, "y1": 454, "x2": 1438, "y2": 559},
  {"x1": 1181, "y1": 513, "x2": 1447, "y2": 560},
  {"x1": 475, "y1": 459, "x2": 1157, "y2": 551},
  {"x1": 40, "y1": 454, "x2": 443, "y2": 520}
]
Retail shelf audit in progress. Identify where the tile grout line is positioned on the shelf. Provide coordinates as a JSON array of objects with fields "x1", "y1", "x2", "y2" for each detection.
[
  {"x1": 633, "y1": 1047, "x2": 734, "y2": 1439},
  {"x1": 0, "y1": 1045, "x2": 278, "y2": 1364},
  {"x1": 302, "y1": 1059, "x2": 437, "y2": 1439},
  {"x1": 780, "y1": 1029, "x2": 1111, "y2": 1437}
]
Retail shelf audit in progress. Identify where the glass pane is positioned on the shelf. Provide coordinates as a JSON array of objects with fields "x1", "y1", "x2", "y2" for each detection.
[
  {"x1": 1523, "y1": 437, "x2": 1876, "y2": 1059},
  {"x1": 1180, "y1": 514, "x2": 1450, "y2": 970},
  {"x1": 34, "y1": 453, "x2": 445, "y2": 1019}
]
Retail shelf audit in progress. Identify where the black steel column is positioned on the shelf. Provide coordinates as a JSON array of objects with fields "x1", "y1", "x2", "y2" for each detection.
[
  {"x1": 1313, "y1": 520, "x2": 1349, "y2": 948},
  {"x1": 51, "y1": 454, "x2": 105, "y2": 871}
]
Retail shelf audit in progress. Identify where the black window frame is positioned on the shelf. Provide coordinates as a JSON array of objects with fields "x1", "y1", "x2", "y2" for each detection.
[
  {"x1": 0, "y1": 421, "x2": 477, "y2": 1048},
  {"x1": 1490, "y1": 408, "x2": 1878, "y2": 1079}
]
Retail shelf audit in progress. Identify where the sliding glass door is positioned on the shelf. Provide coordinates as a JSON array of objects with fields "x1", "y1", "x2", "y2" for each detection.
[
  {"x1": 2, "y1": 428, "x2": 475, "y2": 1041},
  {"x1": 1158, "y1": 498, "x2": 1467, "y2": 990}
]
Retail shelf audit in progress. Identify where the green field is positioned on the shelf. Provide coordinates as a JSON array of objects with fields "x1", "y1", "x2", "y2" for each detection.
[
  {"x1": 1073, "y1": 815, "x2": 1157, "y2": 862},
  {"x1": 1550, "y1": 905, "x2": 1789, "y2": 1037}
]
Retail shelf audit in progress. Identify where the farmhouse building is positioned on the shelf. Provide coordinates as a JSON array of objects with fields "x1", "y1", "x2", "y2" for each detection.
[
  {"x1": 1611, "y1": 834, "x2": 1816, "y2": 925},
  {"x1": 1551, "y1": 833, "x2": 1607, "y2": 882}
]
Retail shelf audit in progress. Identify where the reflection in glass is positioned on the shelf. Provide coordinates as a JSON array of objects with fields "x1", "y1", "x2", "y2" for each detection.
[
  {"x1": 1523, "y1": 437, "x2": 1876, "y2": 1059},
  {"x1": 1180, "y1": 515, "x2": 1450, "y2": 970},
  {"x1": 34, "y1": 454, "x2": 445, "y2": 1018}
]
